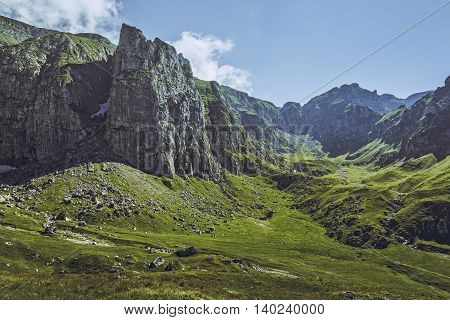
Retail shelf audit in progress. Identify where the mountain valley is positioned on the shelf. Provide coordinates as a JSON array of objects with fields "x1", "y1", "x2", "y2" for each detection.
[{"x1": 0, "y1": 15, "x2": 449, "y2": 299}]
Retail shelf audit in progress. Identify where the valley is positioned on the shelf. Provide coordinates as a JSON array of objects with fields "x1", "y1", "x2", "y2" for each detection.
[
  {"x1": 0, "y1": 14, "x2": 448, "y2": 300},
  {"x1": 0, "y1": 159, "x2": 449, "y2": 299}
]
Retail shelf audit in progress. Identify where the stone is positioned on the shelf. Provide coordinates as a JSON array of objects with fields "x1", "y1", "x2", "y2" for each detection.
[
  {"x1": 373, "y1": 237, "x2": 389, "y2": 249},
  {"x1": 55, "y1": 212, "x2": 67, "y2": 221},
  {"x1": 0, "y1": 27, "x2": 114, "y2": 166},
  {"x1": 175, "y1": 246, "x2": 198, "y2": 257},
  {"x1": 164, "y1": 260, "x2": 184, "y2": 272},
  {"x1": 63, "y1": 196, "x2": 72, "y2": 205},
  {"x1": 106, "y1": 24, "x2": 218, "y2": 179},
  {"x1": 109, "y1": 265, "x2": 123, "y2": 273},
  {"x1": 148, "y1": 256, "x2": 165, "y2": 268},
  {"x1": 41, "y1": 224, "x2": 56, "y2": 235}
]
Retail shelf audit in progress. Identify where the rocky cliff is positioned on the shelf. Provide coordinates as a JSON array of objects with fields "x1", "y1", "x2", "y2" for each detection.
[
  {"x1": 280, "y1": 100, "x2": 381, "y2": 156},
  {"x1": 196, "y1": 80, "x2": 249, "y2": 173},
  {"x1": 306, "y1": 82, "x2": 428, "y2": 115},
  {"x1": 220, "y1": 85, "x2": 284, "y2": 126},
  {"x1": 0, "y1": 15, "x2": 57, "y2": 46},
  {"x1": 106, "y1": 24, "x2": 217, "y2": 178},
  {"x1": 0, "y1": 29, "x2": 115, "y2": 166},
  {"x1": 369, "y1": 76, "x2": 450, "y2": 161},
  {"x1": 0, "y1": 14, "x2": 446, "y2": 181}
]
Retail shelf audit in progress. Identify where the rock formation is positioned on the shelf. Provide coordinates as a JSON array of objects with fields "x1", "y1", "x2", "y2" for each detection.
[
  {"x1": 106, "y1": 24, "x2": 217, "y2": 178},
  {"x1": 280, "y1": 100, "x2": 381, "y2": 156},
  {"x1": 370, "y1": 76, "x2": 450, "y2": 161},
  {"x1": 305, "y1": 82, "x2": 428, "y2": 115},
  {"x1": 0, "y1": 30, "x2": 114, "y2": 166},
  {"x1": 196, "y1": 80, "x2": 248, "y2": 174},
  {"x1": 0, "y1": 15, "x2": 56, "y2": 46}
]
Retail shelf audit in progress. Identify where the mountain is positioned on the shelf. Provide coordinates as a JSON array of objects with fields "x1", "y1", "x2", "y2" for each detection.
[
  {"x1": 106, "y1": 24, "x2": 217, "y2": 179},
  {"x1": 404, "y1": 91, "x2": 433, "y2": 107},
  {"x1": 281, "y1": 100, "x2": 381, "y2": 156},
  {"x1": 0, "y1": 15, "x2": 57, "y2": 46},
  {"x1": 219, "y1": 85, "x2": 284, "y2": 126},
  {"x1": 279, "y1": 84, "x2": 439, "y2": 158},
  {"x1": 0, "y1": 17, "x2": 302, "y2": 178},
  {"x1": 0, "y1": 25, "x2": 115, "y2": 166},
  {"x1": 366, "y1": 76, "x2": 450, "y2": 162},
  {"x1": 305, "y1": 82, "x2": 427, "y2": 114},
  {"x1": 0, "y1": 15, "x2": 449, "y2": 300}
]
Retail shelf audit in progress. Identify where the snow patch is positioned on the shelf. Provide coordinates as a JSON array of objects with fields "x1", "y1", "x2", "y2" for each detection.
[
  {"x1": 0, "y1": 165, "x2": 16, "y2": 174},
  {"x1": 91, "y1": 101, "x2": 109, "y2": 118}
]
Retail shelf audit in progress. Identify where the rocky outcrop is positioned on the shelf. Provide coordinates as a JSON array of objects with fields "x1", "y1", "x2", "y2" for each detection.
[
  {"x1": 369, "y1": 76, "x2": 450, "y2": 161},
  {"x1": 280, "y1": 102, "x2": 303, "y2": 135},
  {"x1": 0, "y1": 31, "x2": 115, "y2": 166},
  {"x1": 106, "y1": 24, "x2": 217, "y2": 178},
  {"x1": 0, "y1": 15, "x2": 56, "y2": 46},
  {"x1": 220, "y1": 85, "x2": 284, "y2": 126},
  {"x1": 306, "y1": 82, "x2": 427, "y2": 114},
  {"x1": 196, "y1": 80, "x2": 248, "y2": 174},
  {"x1": 281, "y1": 100, "x2": 381, "y2": 156}
]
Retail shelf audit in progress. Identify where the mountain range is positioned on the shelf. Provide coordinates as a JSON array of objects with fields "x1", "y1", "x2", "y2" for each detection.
[{"x1": 0, "y1": 15, "x2": 449, "y2": 299}]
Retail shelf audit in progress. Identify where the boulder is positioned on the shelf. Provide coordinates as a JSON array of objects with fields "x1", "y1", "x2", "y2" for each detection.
[
  {"x1": 175, "y1": 246, "x2": 198, "y2": 257},
  {"x1": 148, "y1": 256, "x2": 165, "y2": 268}
]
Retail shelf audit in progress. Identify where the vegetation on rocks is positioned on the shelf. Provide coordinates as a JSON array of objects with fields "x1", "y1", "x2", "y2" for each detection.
[
  {"x1": 0, "y1": 161, "x2": 449, "y2": 299},
  {"x1": 0, "y1": 15, "x2": 448, "y2": 300}
]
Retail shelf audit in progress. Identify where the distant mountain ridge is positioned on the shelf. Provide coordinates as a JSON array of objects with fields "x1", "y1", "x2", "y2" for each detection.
[
  {"x1": 367, "y1": 77, "x2": 450, "y2": 162},
  {"x1": 0, "y1": 14, "x2": 447, "y2": 172},
  {"x1": 0, "y1": 15, "x2": 57, "y2": 46},
  {"x1": 305, "y1": 82, "x2": 431, "y2": 115}
]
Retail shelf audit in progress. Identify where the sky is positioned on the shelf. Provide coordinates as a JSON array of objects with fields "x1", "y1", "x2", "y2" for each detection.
[{"x1": 1, "y1": 0, "x2": 449, "y2": 107}]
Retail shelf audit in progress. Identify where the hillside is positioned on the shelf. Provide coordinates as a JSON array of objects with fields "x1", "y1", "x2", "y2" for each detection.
[
  {"x1": 303, "y1": 83, "x2": 429, "y2": 115},
  {"x1": 1, "y1": 162, "x2": 449, "y2": 299},
  {"x1": 0, "y1": 15, "x2": 449, "y2": 300}
]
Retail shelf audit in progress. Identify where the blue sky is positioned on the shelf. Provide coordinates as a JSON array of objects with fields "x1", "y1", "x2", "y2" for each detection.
[{"x1": 1, "y1": 0, "x2": 449, "y2": 106}]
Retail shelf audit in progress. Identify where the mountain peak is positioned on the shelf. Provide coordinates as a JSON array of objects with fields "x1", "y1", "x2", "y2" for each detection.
[{"x1": 308, "y1": 83, "x2": 428, "y2": 114}]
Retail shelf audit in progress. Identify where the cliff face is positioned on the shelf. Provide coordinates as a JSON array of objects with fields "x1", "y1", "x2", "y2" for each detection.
[
  {"x1": 370, "y1": 77, "x2": 450, "y2": 160},
  {"x1": 220, "y1": 85, "x2": 284, "y2": 126},
  {"x1": 0, "y1": 31, "x2": 114, "y2": 165},
  {"x1": 307, "y1": 83, "x2": 427, "y2": 115},
  {"x1": 106, "y1": 25, "x2": 217, "y2": 178},
  {"x1": 0, "y1": 15, "x2": 56, "y2": 46},
  {"x1": 280, "y1": 102, "x2": 303, "y2": 135},
  {"x1": 196, "y1": 80, "x2": 249, "y2": 174},
  {"x1": 281, "y1": 100, "x2": 381, "y2": 156}
]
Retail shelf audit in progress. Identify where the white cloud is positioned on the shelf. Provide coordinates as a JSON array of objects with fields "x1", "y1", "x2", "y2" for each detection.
[
  {"x1": 172, "y1": 32, "x2": 252, "y2": 94},
  {"x1": 0, "y1": 0, "x2": 122, "y2": 43}
]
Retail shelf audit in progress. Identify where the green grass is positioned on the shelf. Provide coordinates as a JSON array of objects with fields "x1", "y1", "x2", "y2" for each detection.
[
  {"x1": 284, "y1": 155, "x2": 450, "y2": 249},
  {"x1": 0, "y1": 161, "x2": 449, "y2": 299}
]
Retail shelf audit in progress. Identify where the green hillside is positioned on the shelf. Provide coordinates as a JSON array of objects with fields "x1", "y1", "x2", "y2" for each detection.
[{"x1": 0, "y1": 161, "x2": 448, "y2": 299}]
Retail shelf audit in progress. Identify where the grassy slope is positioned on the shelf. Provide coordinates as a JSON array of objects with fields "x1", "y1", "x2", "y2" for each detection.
[
  {"x1": 286, "y1": 155, "x2": 450, "y2": 249},
  {"x1": 0, "y1": 162, "x2": 448, "y2": 299}
]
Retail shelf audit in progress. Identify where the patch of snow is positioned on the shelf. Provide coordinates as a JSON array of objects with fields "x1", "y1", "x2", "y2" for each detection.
[
  {"x1": 0, "y1": 165, "x2": 16, "y2": 174},
  {"x1": 91, "y1": 100, "x2": 109, "y2": 118}
]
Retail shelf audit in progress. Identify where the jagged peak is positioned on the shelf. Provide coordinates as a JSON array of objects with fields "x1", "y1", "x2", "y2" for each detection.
[
  {"x1": 340, "y1": 83, "x2": 360, "y2": 90},
  {"x1": 119, "y1": 23, "x2": 146, "y2": 42},
  {"x1": 282, "y1": 101, "x2": 301, "y2": 110}
]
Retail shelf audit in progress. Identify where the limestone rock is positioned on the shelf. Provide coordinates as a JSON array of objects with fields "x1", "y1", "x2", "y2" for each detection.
[
  {"x1": 0, "y1": 31, "x2": 114, "y2": 166},
  {"x1": 106, "y1": 24, "x2": 217, "y2": 178}
]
